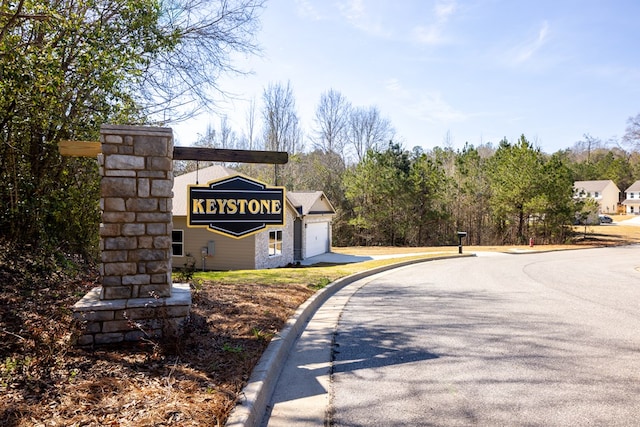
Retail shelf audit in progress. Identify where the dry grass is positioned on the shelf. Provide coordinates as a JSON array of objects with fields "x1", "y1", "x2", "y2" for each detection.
[{"x1": 2, "y1": 216, "x2": 640, "y2": 426}]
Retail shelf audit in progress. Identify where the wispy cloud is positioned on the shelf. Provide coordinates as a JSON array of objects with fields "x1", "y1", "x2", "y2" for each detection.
[
  {"x1": 435, "y1": 0, "x2": 457, "y2": 20},
  {"x1": 338, "y1": 0, "x2": 366, "y2": 22},
  {"x1": 512, "y1": 21, "x2": 551, "y2": 64},
  {"x1": 294, "y1": 0, "x2": 324, "y2": 20},
  {"x1": 385, "y1": 77, "x2": 467, "y2": 123},
  {"x1": 412, "y1": 0, "x2": 457, "y2": 46},
  {"x1": 337, "y1": 0, "x2": 390, "y2": 38}
]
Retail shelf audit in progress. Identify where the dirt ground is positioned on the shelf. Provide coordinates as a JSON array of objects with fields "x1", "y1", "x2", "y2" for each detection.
[{"x1": 2, "y1": 217, "x2": 640, "y2": 426}]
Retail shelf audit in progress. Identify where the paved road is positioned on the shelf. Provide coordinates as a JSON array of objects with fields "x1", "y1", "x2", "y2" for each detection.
[{"x1": 264, "y1": 247, "x2": 640, "y2": 426}]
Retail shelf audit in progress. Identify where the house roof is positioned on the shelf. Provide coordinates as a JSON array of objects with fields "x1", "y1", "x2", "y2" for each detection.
[
  {"x1": 625, "y1": 180, "x2": 640, "y2": 192},
  {"x1": 172, "y1": 165, "x2": 240, "y2": 216},
  {"x1": 288, "y1": 191, "x2": 336, "y2": 216},
  {"x1": 574, "y1": 180, "x2": 619, "y2": 193},
  {"x1": 172, "y1": 165, "x2": 334, "y2": 218}
]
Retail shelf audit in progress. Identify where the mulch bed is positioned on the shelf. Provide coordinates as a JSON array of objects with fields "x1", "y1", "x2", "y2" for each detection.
[{"x1": 0, "y1": 242, "x2": 314, "y2": 426}]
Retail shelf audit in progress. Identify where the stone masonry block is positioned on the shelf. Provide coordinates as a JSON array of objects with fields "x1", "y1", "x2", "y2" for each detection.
[
  {"x1": 138, "y1": 236, "x2": 153, "y2": 249},
  {"x1": 164, "y1": 305, "x2": 191, "y2": 318},
  {"x1": 105, "y1": 154, "x2": 145, "y2": 170},
  {"x1": 134, "y1": 136, "x2": 170, "y2": 156},
  {"x1": 85, "y1": 322, "x2": 102, "y2": 333},
  {"x1": 101, "y1": 144, "x2": 118, "y2": 155},
  {"x1": 158, "y1": 199, "x2": 172, "y2": 212},
  {"x1": 118, "y1": 307, "x2": 157, "y2": 320},
  {"x1": 102, "y1": 250, "x2": 128, "y2": 263},
  {"x1": 153, "y1": 236, "x2": 172, "y2": 250},
  {"x1": 102, "y1": 320, "x2": 134, "y2": 333},
  {"x1": 122, "y1": 223, "x2": 145, "y2": 236},
  {"x1": 138, "y1": 179, "x2": 150, "y2": 197},
  {"x1": 76, "y1": 334, "x2": 94, "y2": 346},
  {"x1": 118, "y1": 145, "x2": 134, "y2": 155},
  {"x1": 104, "y1": 135, "x2": 123, "y2": 144},
  {"x1": 140, "y1": 284, "x2": 171, "y2": 298},
  {"x1": 74, "y1": 310, "x2": 115, "y2": 322},
  {"x1": 149, "y1": 156, "x2": 172, "y2": 171},
  {"x1": 146, "y1": 223, "x2": 166, "y2": 235},
  {"x1": 101, "y1": 286, "x2": 133, "y2": 300},
  {"x1": 94, "y1": 332, "x2": 124, "y2": 345},
  {"x1": 151, "y1": 179, "x2": 173, "y2": 197},
  {"x1": 101, "y1": 177, "x2": 137, "y2": 197},
  {"x1": 125, "y1": 198, "x2": 158, "y2": 212},
  {"x1": 104, "y1": 198, "x2": 125, "y2": 212},
  {"x1": 145, "y1": 261, "x2": 169, "y2": 274},
  {"x1": 133, "y1": 249, "x2": 166, "y2": 262},
  {"x1": 102, "y1": 275, "x2": 122, "y2": 286},
  {"x1": 151, "y1": 274, "x2": 169, "y2": 284},
  {"x1": 136, "y1": 212, "x2": 171, "y2": 223},
  {"x1": 99, "y1": 223, "x2": 120, "y2": 237},
  {"x1": 104, "y1": 262, "x2": 137, "y2": 276},
  {"x1": 137, "y1": 171, "x2": 167, "y2": 178},
  {"x1": 122, "y1": 274, "x2": 151, "y2": 285},
  {"x1": 124, "y1": 330, "x2": 147, "y2": 342},
  {"x1": 102, "y1": 212, "x2": 136, "y2": 223},
  {"x1": 104, "y1": 236, "x2": 137, "y2": 250},
  {"x1": 104, "y1": 170, "x2": 136, "y2": 177}
]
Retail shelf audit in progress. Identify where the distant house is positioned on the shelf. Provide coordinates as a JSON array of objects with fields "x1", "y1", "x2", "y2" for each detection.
[
  {"x1": 288, "y1": 191, "x2": 336, "y2": 260},
  {"x1": 171, "y1": 165, "x2": 335, "y2": 270},
  {"x1": 573, "y1": 180, "x2": 620, "y2": 214},
  {"x1": 623, "y1": 181, "x2": 640, "y2": 214}
]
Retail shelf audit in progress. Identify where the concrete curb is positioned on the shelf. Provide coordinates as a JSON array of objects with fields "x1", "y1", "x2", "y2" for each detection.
[{"x1": 225, "y1": 254, "x2": 474, "y2": 427}]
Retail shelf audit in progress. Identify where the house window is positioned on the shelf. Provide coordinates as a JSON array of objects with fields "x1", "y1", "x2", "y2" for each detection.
[
  {"x1": 172, "y1": 230, "x2": 184, "y2": 257},
  {"x1": 269, "y1": 230, "x2": 282, "y2": 256},
  {"x1": 631, "y1": 193, "x2": 635, "y2": 199},
  {"x1": 594, "y1": 192, "x2": 599, "y2": 198}
]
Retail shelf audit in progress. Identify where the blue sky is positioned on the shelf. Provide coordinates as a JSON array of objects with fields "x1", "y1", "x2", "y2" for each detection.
[{"x1": 173, "y1": 0, "x2": 640, "y2": 154}]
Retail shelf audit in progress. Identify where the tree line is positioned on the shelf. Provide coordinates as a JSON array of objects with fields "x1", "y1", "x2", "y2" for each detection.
[
  {"x1": 3, "y1": 0, "x2": 640, "y2": 260},
  {"x1": 0, "y1": 0, "x2": 265, "y2": 257},
  {"x1": 189, "y1": 82, "x2": 640, "y2": 247}
]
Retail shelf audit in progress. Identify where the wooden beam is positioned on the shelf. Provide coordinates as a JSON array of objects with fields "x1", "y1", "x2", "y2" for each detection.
[
  {"x1": 59, "y1": 140, "x2": 289, "y2": 165},
  {"x1": 59, "y1": 140, "x2": 101, "y2": 157},
  {"x1": 172, "y1": 146, "x2": 288, "y2": 164}
]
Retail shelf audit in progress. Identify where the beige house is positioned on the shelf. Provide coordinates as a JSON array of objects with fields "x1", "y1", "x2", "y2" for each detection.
[
  {"x1": 622, "y1": 181, "x2": 640, "y2": 214},
  {"x1": 573, "y1": 180, "x2": 620, "y2": 214},
  {"x1": 171, "y1": 165, "x2": 335, "y2": 270}
]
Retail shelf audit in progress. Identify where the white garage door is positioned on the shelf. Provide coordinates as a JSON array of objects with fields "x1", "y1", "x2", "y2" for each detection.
[{"x1": 306, "y1": 222, "x2": 329, "y2": 258}]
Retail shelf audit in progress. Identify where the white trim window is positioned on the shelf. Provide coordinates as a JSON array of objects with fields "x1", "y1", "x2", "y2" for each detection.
[
  {"x1": 172, "y1": 229, "x2": 184, "y2": 257},
  {"x1": 269, "y1": 230, "x2": 283, "y2": 257}
]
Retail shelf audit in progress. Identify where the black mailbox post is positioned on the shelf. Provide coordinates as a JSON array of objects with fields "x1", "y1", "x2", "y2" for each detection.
[{"x1": 457, "y1": 231, "x2": 467, "y2": 254}]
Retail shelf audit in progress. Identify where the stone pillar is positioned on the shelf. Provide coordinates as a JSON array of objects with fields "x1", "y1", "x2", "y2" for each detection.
[
  {"x1": 99, "y1": 124, "x2": 173, "y2": 299},
  {"x1": 73, "y1": 125, "x2": 190, "y2": 346}
]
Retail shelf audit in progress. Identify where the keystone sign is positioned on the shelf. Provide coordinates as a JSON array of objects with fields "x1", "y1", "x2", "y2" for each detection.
[{"x1": 188, "y1": 175, "x2": 285, "y2": 238}]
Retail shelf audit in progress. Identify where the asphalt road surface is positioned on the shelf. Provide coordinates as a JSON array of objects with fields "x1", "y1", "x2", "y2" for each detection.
[{"x1": 328, "y1": 247, "x2": 640, "y2": 426}]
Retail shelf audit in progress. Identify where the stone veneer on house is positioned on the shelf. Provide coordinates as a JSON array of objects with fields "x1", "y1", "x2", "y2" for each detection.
[{"x1": 73, "y1": 125, "x2": 191, "y2": 345}]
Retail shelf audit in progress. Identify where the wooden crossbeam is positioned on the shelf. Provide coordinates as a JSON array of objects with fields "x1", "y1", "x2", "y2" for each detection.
[
  {"x1": 173, "y1": 146, "x2": 288, "y2": 164},
  {"x1": 59, "y1": 140, "x2": 101, "y2": 157},
  {"x1": 59, "y1": 140, "x2": 288, "y2": 165}
]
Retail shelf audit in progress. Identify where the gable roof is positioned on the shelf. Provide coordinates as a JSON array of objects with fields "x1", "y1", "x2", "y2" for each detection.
[
  {"x1": 574, "y1": 180, "x2": 619, "y2": 193},
  {"x1": 288, "y1": 191, "x2": 336, "y2": 216},
  {"x1": 625, "y1": 180, "x2": 640, "y2": 192},
  {"x1": 172, "y1": 165, "x2": 239, "y2": 216}
]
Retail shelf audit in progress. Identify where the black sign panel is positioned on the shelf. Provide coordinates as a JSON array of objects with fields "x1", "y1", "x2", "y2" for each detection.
[{"x1": 188, "y1": 175, "x2": 285, "y2": 238}]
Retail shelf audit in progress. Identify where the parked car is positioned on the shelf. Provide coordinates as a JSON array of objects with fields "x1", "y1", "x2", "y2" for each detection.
[{"x1": 599, "y1": 215, "x2": 613, "y2": 224}]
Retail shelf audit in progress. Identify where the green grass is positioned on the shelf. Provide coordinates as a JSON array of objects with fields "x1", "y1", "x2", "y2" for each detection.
[{"x1": 188, "y1": 253, "x2": 456, "y2": 287}]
